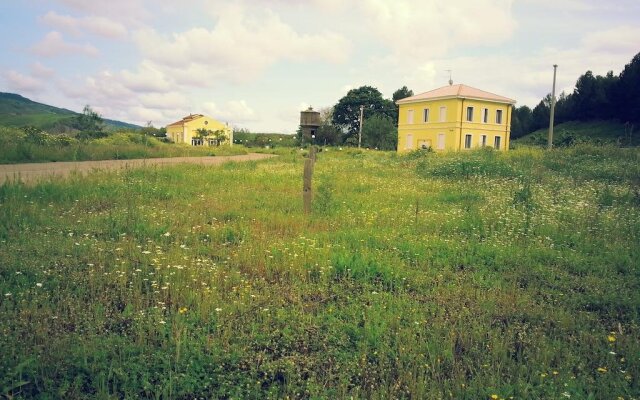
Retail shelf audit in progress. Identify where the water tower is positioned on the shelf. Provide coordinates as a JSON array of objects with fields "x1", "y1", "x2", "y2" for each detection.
[{"x1": 300, "y1": 106, "x2": 321, "y2": 144}]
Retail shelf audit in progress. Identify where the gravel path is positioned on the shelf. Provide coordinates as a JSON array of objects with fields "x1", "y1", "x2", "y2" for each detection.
[{"x1": 0, "y1": 153, "x2": 276, "y2": 185}]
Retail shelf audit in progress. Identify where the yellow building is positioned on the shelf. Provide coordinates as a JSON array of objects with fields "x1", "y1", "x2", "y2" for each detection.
[
  {"x1": 396, "y1": 84, "x2": 515, "y2": 152},
  {"x1": 166, "y1": 114, "x2": 233, "y2": 146}
]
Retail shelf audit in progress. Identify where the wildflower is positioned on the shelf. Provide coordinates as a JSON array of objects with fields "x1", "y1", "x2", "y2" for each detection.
[
  {"x1": 540, "y1": 373, "x2": 548, "y2": 378},
  {"x1": 562, "y1": 392, "x2": 571, "y2": 398},
  {"x1": 4, "y1": 293, "x2": 11, "y2": 297},
  {"x1": 36, "y1": 283, "x2": 43, "y2": 287},
  {"x1": 163, "y1": 232, "x2": 171, "y2": 236},
  {"x1": 553, "y1": 371, "x2": 559, "y2": 375},
  {"x1": 142, "y1": 250, "x2": 151, "y2": 254},
  {"x1": 607, "y1": 335, "x2": 616, "y2": 343},
  {"x1": 159, "y1": 320, "x2": 166, "y2": 324},
  {"x1": 597, "y1": 367, "x2": 607, "y2": 373},
  {"x1": 215, "y1": 308, "x2": 222, "y2": 312},
  {"x1": 491, "y1": 395, "x2": 499, "y2": 400},
  {"x1": 178, "y1": 307, "x2": 188, "y2": 314}
]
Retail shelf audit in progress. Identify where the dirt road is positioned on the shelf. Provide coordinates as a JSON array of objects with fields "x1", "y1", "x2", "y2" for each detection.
[{"x1": 0, "y1": 153, "x2": 276, "y2": 185}]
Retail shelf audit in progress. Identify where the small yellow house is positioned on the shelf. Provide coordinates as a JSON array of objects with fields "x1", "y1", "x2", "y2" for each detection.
[
  {"x1": 166, "y1": 114, "x2": 233, "y2": 146},
  {"x1": 396, "y1": 84, "x2": 515, "y2": 152}
]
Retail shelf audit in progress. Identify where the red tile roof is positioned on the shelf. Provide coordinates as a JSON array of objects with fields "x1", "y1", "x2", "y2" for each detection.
[
  {"x1": 166, "y1": 114, "x2": 204, "y2": 127},
  {"x1": 396, "y1": 84, "x2": 516, "y2": 105}
]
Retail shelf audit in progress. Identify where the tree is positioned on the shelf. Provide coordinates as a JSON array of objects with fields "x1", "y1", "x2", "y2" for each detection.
[
  {"x1": 531, "y1": 99, "x2": 550, "y2": 132},
  {"x1": 510, "y1": 105, "x2": 533, "y2": 139},
  {"x1": 332, "y1": 86, "x2": 396, "y2": 143},
  {"x1": 392, "y1": 86, "x2": 414, "y2": 103},
  {"x1": 617, "y1": 52, "x2": 640, "y2": 122},
  {"x1": 74, "y1": 105, "x2": 106, "y2": 140},
  {"x1": 362, "y1": 114, "x2": 397, "y2": 150},
  {"x1": 391, "y1": 86, "x2": 414, "y2": 126}
]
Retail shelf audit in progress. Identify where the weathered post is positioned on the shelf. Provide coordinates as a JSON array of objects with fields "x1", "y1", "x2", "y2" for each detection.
[{"x1": 303, "y1": 156, "x2": 314, "y2": 214}]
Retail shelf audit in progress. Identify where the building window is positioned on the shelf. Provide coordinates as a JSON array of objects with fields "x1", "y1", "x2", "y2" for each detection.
[
  {"x1": 496, "y1": 109, "x2": 503, "y2": 124},
  {"x1": 466, "y1": 107, "x2": 474, "y2": 122},
  {"x1": 439, "y1": 107, "x2": 447, "y2": 122},
  {"x1": 494, "y1": 136, "x2": 502, "y2": 149},
  {"x1": 405, "y1": 134, "x2": 413, "y2": 150},
  {"x1": 407, "y1": 110, "x2": 414, "y2": 124},
  {"x1": 191, "y1": 138, "x2": 203, "y2": 146},
  {"x1": 483, "y1": 108, "x2": 488, "y2": 123},
  {"x1": 480, "y1": 135, "x2": 487, "y2": 147},
  {"x1": 423, "y1": 108, "x2": 429, "y2": 123},
  {"x1": 464, "y1": 134, "x2": 472, "y2": 149},
  {"x1": 437, "y1": 133, "x2": 445, "y2": 150}
]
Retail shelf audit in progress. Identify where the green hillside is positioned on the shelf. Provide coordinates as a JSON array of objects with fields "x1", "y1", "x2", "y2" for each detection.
[
  {"x1": 514, "y1": 120, "x2": 639, "y2": 147},
  {"x1": 0, "y1": 92, "x2": 140, "y2": 131}
]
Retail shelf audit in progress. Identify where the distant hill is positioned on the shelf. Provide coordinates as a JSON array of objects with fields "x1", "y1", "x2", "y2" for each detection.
[
  {"x1": 0, "y1": 92, "x2": 140, "y2": 131},
  {"x1": 514, "y1": 120, "x2": 639, "y2": 147}
]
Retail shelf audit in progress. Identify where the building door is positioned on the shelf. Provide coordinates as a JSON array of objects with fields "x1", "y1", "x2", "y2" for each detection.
[{"x1": 437, "y1": 133, "x2": 445, "y2": 150}]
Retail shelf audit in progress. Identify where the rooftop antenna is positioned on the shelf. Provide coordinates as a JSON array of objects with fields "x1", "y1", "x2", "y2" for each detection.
[{"x1": 445, "y1": 70, "x2": 453, "y2": 86}]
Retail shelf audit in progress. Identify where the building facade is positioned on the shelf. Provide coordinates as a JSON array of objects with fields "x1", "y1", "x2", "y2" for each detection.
[
  {"x1": 166, "y1": 114, "x2": 233, "y2": 146},
  {"x1": 396, "y1": 84, "x2": 515, "y2": 152}
]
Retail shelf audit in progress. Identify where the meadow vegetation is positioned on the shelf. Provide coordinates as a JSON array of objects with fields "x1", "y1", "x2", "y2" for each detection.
[
  {"x1": 0, "y1": 127, "x2": 247, "y2": 164},
  {"x1": 0, "y1": 145, "x2": 639, "y2": 399}
]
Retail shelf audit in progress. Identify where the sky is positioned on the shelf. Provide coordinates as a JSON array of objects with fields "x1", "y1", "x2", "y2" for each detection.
[{"x1": 1, "y1": 0, "x2": 638, "y2": 133}]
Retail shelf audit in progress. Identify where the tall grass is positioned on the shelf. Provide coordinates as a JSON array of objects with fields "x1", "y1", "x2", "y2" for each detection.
[
  {"x1": 0, "y1": 146, "x2": 638, "y2": 399},
  {"x1": 0, "y1": 128, "x2": 247, "y2": 164}
]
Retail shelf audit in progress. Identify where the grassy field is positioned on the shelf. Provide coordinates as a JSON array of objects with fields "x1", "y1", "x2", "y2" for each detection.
[
  {"x1": 1, "y1": 145, "x2": 639, "y2": 399},
  {"x1": 0, "y1": 127, "x2": 247, "y2": 164},
  {"x1": 515, "y1": 120, "x2": 639, "y2": 147}
]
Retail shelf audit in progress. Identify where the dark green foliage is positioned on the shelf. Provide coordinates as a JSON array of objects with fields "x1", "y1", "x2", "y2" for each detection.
[
  {"x1": 332, "y1": 86, "x2": 396, "y2": 141},
  {"x1": 74, "y1": 105, "x2": 107, "y2": 140},
  {"x1": 511, "y1": 52, "x2": 640, "y2": 139},
  {"x1": 362, "y1": 113, "x2": 397, "y2": 150}
]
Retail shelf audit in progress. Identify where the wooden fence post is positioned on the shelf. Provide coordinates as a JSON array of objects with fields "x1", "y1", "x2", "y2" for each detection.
[{"x1": 303, "y1": 146, "x2": 317, "y2": 214}]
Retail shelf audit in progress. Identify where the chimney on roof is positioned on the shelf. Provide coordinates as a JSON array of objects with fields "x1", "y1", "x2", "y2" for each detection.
[{"x1": 446, "y1": 69, "x2": 453, "y2": 86}]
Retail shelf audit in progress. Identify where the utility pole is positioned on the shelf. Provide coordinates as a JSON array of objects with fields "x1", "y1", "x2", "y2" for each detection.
[
  {"x1": 358, "y1": 105, "x2": 364, "y2": 148},
  {"x1": 548, "y1": 64, "x2": 558, "y2": 150}
]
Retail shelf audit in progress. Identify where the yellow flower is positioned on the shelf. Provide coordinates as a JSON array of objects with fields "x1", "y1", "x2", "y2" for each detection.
[
  {"x1": 540, "y1": 373, "x2": 548, "y2": 378},
  {"x1": 178, "y1": 307, "x2": 188, "y2": 314},
  {"x1": 490, "y1": 395, "x2": 499, "y2": 400},
  {"x1": 608, "y1": 335, "x2": 616, "y2": 342},
  {"x1": 552, "y1": 371, "x2": 559, "y2": 376},
  {"x1": 597, "y1": 367, "x2": 607, "y2": 373}
]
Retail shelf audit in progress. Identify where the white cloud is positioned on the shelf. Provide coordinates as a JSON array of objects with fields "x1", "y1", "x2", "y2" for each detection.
[
  {"x1": 3, "y1": 71, "x2": 44, "y2": 93},
  {"x1": 119, "y1": 61, "x2": 171, "y2": 93},
  {"x1": 203, "y1": 100, "x2": 257, "y2": 124},
  {"x1": 30, "y1": 62, "x2": 55, "y2": 79},
  {"x1": 54, "y1": 0, "x2": 149, "y2": 26},
  {"x1": 41, "y1": 11, "x2": 127, "y2": 39},
  {"x1": 133, "y1": 3, "x2": 351, "y2": 85},
  {"x1": 581, "y1": 26, "x2": 640, "y2": 55},
  {"x1": 31, "y1": 31, "x2": 99, "y2": 57},
  {"x1": 360, "y1": 0, "x2": 515, "y2": 59}
]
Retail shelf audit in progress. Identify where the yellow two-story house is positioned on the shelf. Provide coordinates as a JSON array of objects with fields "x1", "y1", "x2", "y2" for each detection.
[
  {"x1": 166, "y1": 114, "x2": 233, "y2": 146},
  {"x1": 396, "y1": 84, "x2": 515, "y2": 152}
]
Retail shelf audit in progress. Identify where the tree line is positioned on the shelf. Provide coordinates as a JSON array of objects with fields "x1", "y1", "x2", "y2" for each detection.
[
  {"x1": 511, "y1": 52, "x2": 640, "y2": 139},
  {"x1": 299, "y1": 85, "x2": 414, "y2": 150}
]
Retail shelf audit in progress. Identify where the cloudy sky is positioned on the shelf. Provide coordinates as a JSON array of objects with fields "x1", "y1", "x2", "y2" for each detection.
[{"x1": 1, "y1": 0, "x2": 638, "y2": 133}]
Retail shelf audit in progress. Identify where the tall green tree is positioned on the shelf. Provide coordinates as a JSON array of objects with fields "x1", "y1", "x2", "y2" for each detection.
[
  {"x1": 74, "y1": 105, "x2": 106, "y2": 140},
  {"x1": 362, "y1": 114, "x2": 397, "y2": 150},
  {"x1": 617, "y1": 52, "x2": 640, "y2": 122},
  {"x1": 391, "y1": 86, "x2": 414, "y2": 126},
  {"x1": 332, "y1": 86, "x2": 395, "y2": 143},
  {"x1": 510, "y1": 105, "x2": 532, "y2": 139}
]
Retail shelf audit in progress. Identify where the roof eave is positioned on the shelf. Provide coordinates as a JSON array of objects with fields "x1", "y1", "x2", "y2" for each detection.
[{"x1": 397, "y1": 95, "x2": 516, "y2": 106}]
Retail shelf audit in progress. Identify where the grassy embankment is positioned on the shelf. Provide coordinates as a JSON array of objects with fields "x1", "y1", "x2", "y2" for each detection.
[
  {"x1": 515, "y1": 120, "x2": 639, "y2": 147},
  {"x1": 1, "y1": 145, "x2": 639, "y2": 399},
  {"x1": 0, "y1": 127, "x2": 247, "y2": 164}
]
